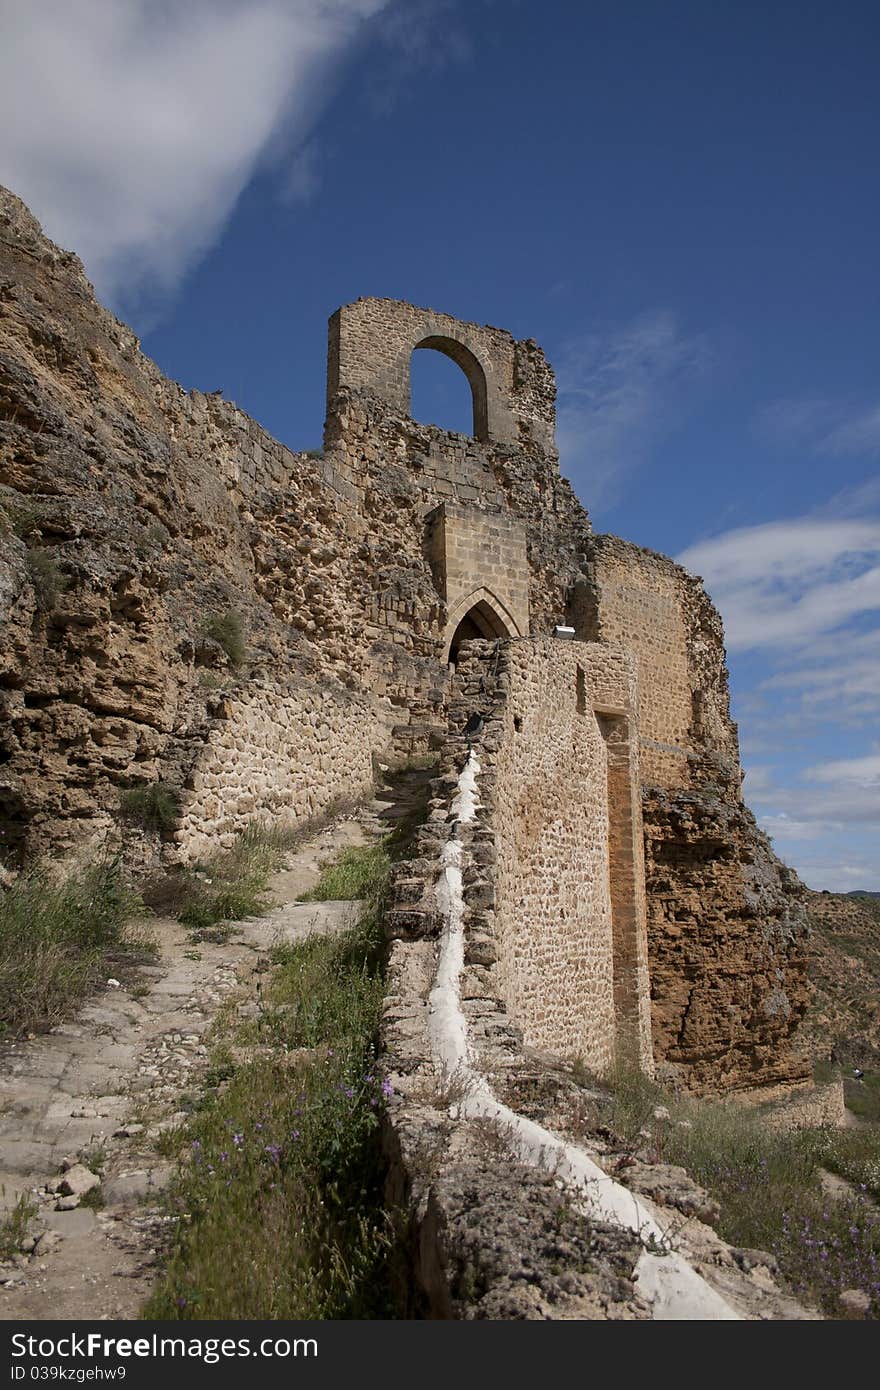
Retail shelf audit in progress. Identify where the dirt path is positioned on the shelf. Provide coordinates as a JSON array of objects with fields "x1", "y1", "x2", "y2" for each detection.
[{"x1": 0, "y1": 781, "x2": 416, "y2": 1321}]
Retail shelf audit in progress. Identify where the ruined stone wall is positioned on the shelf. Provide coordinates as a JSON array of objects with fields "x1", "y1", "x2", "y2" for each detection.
[
  {"x1": 380, "y1": 660, "x2": 809, "y2": 1320},
  {"x1": 564, "y1": 534, "x2": 810, "y2": 1090},
  {"x1": 489, "y1": 641, "x2": 616, "y2": 1070},
  {"x1": 572, "y1": 534, "x2": 741, "y2": 790},
  {"x1": 0, "y1": 189, "x2": 812, "y2": 1100},
  {"x1": 176, "y1": 679, "x2": 391, "y2": 861},
  {"x1": 0, "y1": 197, "x2": 594, "y2": 860},
  {"x1": 324, "y1": 296, "x2": 595, "y2": 684},
  {"x1": 328, "y1": 296, "x2": 557, "y2": 449},
  {"x1": 323, "y1": 393, "x2": 592, "y2": 679},
  {"x1": 438, "y1": 639, "x2": 651, "y2": 1072}
]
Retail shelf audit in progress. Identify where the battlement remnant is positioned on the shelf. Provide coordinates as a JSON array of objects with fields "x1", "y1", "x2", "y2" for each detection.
[{"x1": 327, "y1": 296, "x2": 556, "y2": 449}]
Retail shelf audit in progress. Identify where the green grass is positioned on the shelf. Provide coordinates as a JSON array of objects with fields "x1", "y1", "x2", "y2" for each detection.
[
  {"x1": 844, "y1": 1070, "x2": 880, "y2": 1125},
  {"x1": 119, "y1": 782, "x2": 181, "y2": 834},
  {"x1": 599, "y1": 1065, "x2": 880, "y2": 1318},
  {"x1": 143, "y1": 883, "x2": 398, "y2": 1318},
  {"x1": 142, "y1": 823, "x2": 302, "y2": 930},
  {"x1": 301, "y1": 844, "x2": 391, "y2": 903},
  {"x1": 0, "y1": 855, "x2": 148, "y2": 1036}
]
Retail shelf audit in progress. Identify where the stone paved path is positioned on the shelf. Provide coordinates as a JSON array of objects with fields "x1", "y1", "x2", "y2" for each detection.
[{"x1": 0, "y1": 789, "x2": 409, "y2": 1321}]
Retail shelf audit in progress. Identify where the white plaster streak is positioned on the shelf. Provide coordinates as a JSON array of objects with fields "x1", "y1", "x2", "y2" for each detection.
[
  {"x1": 428, "y1": 753, "x2": 480, "y2": 1077},
  {"x1": 426, "y1": 750, "x2": 742, "y2": 1322}
]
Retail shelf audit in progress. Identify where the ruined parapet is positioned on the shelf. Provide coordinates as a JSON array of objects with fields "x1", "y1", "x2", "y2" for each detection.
[
  {"x1": 570, "y1": 533, "x2": 740, "y2": 790},
  {"x1": 327, "y1": 296, "x2": 556, "y2": 449}
]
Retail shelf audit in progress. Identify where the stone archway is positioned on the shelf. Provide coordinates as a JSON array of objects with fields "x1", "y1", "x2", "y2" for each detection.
[{"x1": 443, "y1": 587, "x2": 519, "y2": 664}]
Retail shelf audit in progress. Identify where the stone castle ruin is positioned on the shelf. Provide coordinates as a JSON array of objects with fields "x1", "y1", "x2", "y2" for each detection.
[{"x1": 0, "y1": 188, "x2": 810, "y2": 1098}]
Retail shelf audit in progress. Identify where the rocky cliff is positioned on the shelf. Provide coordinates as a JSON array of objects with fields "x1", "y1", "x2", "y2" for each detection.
[{"x1": 0, "y1": 187, "x2": 388, "y2": 866}]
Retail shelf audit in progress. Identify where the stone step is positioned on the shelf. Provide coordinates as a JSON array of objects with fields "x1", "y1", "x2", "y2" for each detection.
[{"x1": 243, "y1": 899, "x2": 363, "y2": 949}]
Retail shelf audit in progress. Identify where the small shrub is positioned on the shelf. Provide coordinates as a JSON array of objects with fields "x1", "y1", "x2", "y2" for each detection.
[
  {"x1": 25, "y1": 548, "x2": 67, "y2": 611},
  {"x1": 0, "y1": 855, "x2": 146, "y2": 1036},
  {"x1": 0, "y1": 1194, "x2": 37, "y2": 1261},
  {"x1": 119, "y1": 782, "x2": 181, "y2": 834},
  {"x1": 4, "y1": 497, "x2": 43, "y2": 540},
  {"x1": 143, "y1": 823, "x2": 304, "y2": 931},
  {"x1": 201, "y1": 610, "x2": 245, "y2": 667}
]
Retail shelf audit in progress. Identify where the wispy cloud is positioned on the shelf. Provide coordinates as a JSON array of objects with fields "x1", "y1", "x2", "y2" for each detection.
[
  {"x1": 555, "y1": 311, "x2": 711, "y2": 509},
  {"x1": 0, "y1": 0, "x2": 390, "y2": 309},
  {"x1": 362, "y1": 0, "x2": 473, "y2": 114},
  {"x1": 785, "y1": 856, "x2": 877, "y2": 893},
  {"x1": 760, "y1": 629, "x2": 880, "y2": 727},
  {"x1": 758, "y1": 395, "x2": 880, "y2": 459},
  {"x1": 748, "y1": 752, "x2": 878, "y2": 880}
]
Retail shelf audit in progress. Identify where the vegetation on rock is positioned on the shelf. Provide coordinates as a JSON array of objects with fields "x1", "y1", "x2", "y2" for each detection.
[
  {"x1": 119, "y1": 782, "x2": 181, "y2": 834},
  {"x1": 201, "y1": 609, "x2": 245, "y2": 667}
]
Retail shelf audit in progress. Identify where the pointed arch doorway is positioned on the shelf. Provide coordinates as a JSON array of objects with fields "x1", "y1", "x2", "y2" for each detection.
[{"x1": 443, "y1": 588, "x2": 518, "y2": 666}]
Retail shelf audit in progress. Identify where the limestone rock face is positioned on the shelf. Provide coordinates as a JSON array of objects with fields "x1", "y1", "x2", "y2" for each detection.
[
  {"x1": 643, "y1": 784, "x2": 810, "y2": 1091},
  {"x1": 0, "y1": 188, "x2": 386, "y2": 863}
]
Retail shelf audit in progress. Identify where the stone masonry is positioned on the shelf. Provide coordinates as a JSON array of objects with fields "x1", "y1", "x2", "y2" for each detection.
[{"x1": 0, "y1": 187, "x2": 809, "y2": 1092}]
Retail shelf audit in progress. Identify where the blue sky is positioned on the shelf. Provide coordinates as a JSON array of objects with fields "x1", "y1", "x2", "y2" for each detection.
[{"x1": 1, "y1": 0, "x2": 877, "y2": 889}]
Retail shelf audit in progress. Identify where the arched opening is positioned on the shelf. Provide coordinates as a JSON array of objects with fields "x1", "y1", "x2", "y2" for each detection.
[
  {"x1": 410, "y1": 335, "x2": 489, "y2": 440},
  {"x1": 410, "y1": 349, "x2": 473, "y2": 436},
  {"x1": 447, "y1": 598, "x2": 511, "y2": 666}
]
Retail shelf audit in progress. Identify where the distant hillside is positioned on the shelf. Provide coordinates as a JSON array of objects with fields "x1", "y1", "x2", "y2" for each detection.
[
  {"x1": 801, "y1": 891, "x2": 880, "y2": 1065},
  {"x1": 848, "y1": 890, "x2": 880, "y2": 900}
]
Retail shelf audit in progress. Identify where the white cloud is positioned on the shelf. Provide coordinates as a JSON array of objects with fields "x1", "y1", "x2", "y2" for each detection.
[
  {"x1": 677, "y1": 518, "x2": 880, "y2": 651},
  {"x1": 555, "y1": 311, "x2": 711, "y2": 509},
  {"x1": 806, "y1": 752, "x2": 880, "y2": 786},
  {"x1": 705, "y1": 498, "x2": 880, "y2": 886},
  {"x1": 0, "y1": 0, "x2": 390, "y2": 308},
  {"x1": 791, "y1": 858, "x2": 878, "y2": 893}
]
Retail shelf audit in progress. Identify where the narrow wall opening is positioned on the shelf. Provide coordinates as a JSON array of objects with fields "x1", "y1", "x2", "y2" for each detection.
[
  {"x1": 448, "y1": 600, "x2": 510, "y2": 666},
  {"x1": 596, "y1": 710, "x2": 649, "y2": 1069}
]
